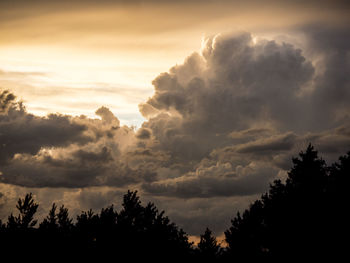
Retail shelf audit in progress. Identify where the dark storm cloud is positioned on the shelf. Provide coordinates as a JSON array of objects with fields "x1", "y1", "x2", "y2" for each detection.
[
  {"x1": 76, "y1": 188, "x2": 125, "y2": 211},
  {"x1": 275, "y1": 24, "x2": 350, "y2": 133},
  {"x1": 0, "y1": 109, "x2": 140, "y2": 188},
  {"x1": 229, "y1": 128, "x2": 274, "y2": 139},
  {"x1": 304, "y1": 125, "x2": 350, "y2": 159},
  {"x1": 0, "y1": 89, "x2": 16, "y2": 113},
  {"x1": 0, "y1": 92, "x2": 92, "y2": 164},
  {"x1": 140, "y1": 32, "x2": 315, "y2": 170},
  {"x1": 136, "y1": 127, "x2": 152, "y2": 140},
  {"x1": 147, "y1": 194, "x2": 257, "y2": 236},
  {"x1": 95, "y1": 106, "x2": 120, "y2": 126},
  {"x1": 1, "y1": 26, "x2": 350, "y2": 234},
  {"x1": 235, "y1": 133, "x2": 297, "y2": 154},
  {"x1": 142, "y1": 162, "x2": 277, "y2": 198},
  {"x1": 72, "y1": 146, "x2": 113, "y2": 165},
  {"x1": 138, "y1": 29, "x2": 350, "y2": 199},
  {"x1": 305, "y1": 25, "x2": 350, "y2": 131},
  {"x1": 335, "y1": 125, "x2": 350, "y2": 137},
  {"x1": 0, "y1": 92, "x2": 158, "y2": 188},
  {"x1": 0, "y1": 152, "x2": 137, "y2": 188},
  {"x1": 301, "y1": 24, "x2": 350, "y2": 52}
]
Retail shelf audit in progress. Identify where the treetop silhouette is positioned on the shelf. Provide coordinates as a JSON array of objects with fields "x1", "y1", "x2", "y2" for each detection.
[
  {"x1": 0, "y1": 145, "x2": 349, "y2": 261},
  {"x1": 7, "y1": 193, "x2": 38, "y2": 230},
  {"x1": 197, "y1": 227, "x2": 222, "y2": 259}
]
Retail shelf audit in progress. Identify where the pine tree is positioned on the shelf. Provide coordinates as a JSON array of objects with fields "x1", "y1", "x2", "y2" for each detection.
[
  {"x1": 57, "y1": 205, "x2": 73, "y2": 231},
  {"x1": 225, "y1": 144, "x2": 335, "y2": 260},
  {"x1": 197, "y1": 228, "x2": 221, "y2": 259},
  {"x1": 7, "y1": 193, "x2": 39, "y2": 230},
  {"x1": 40, "y1": 203, "x2": 58, "y2": 230}
]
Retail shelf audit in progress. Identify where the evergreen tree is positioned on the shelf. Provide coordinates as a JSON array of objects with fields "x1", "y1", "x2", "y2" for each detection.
[
  {"x1": 7, "y1": 193, "x2": 39, "y2": 230},
  {"x1": 1, "y1": 146, "x2": 348, "y2": 261},
  {"x1": 57, "y1": 205, "x2": 73, "y2": 231},
  {"x1": 224, "y1": 144, "x2": 348, "y2": 260},
  {"x1": 116, "y1": 190, "x2": 194, "y2": 260},
  {"x1": 39, "y1": 203, "x2": 58, "y2": 230},
  {"x1": 286, "y1": 144, "x2": 328, "y2": 193},
  {"x1": 197, "y1": 228, "x2": 221, "y2": 259},
  {"x1": 327, "y1": 151, "x2": 350, "y2": 256}
]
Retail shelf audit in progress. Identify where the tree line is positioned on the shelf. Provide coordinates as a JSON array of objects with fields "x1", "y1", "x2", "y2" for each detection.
[{"x1": 0, "y1": 145, "x2": 349, "y2": 261}]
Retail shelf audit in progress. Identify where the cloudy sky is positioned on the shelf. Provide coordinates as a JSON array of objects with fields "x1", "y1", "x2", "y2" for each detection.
[{"x1": 1, "y1": 0, "x2": 350, "y2": 241}]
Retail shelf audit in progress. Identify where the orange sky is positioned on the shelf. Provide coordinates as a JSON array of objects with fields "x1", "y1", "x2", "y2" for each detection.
[{"x1": 0, "y1": 0, "x2": 348, "y2": 126}]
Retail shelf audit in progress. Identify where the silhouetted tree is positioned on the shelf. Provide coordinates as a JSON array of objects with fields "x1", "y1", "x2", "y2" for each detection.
[
  {"x1": 94, "y1": 205, "x2": 118, "y2": 252},
  {"x1": 117, "y1": 190, "x2": 143, "y2": 229},
  {"x1": 116, "y1": 190, "x2": 194, "y2": 260},
  {"x1": 76, "y1": 209, "x2": 99, "y2": 244},
  {"x1": 0, "y1": 219, "x2": 4, "y2": 230},
  {"x1": 7, "y1": 193, "x2": 38, "y2": 230},
  {"x1": 99, "y1": 205, "x2": 117, "y2": 228},
  {"x1": 326, "y1": 151, "x2": 350, "y2": 256},
  {"x1": 1, "y1": 146, "x2": 348, "y2": 261},
  {"x1": 329, "y1": 151, "x2": 350, "y2": 197},
  {"x1": 197, "y1": 228, "x2": 221, "y2": 260},
  {"x1": 40, "y1": 203, "x2": 58, "y2": 230},
  {"x1": 1, "y1": 193, "x2": 39, "y2": 258},
  {"x1": 225, "y1": 144, "x2": 349, "y2": 261},
  {"x1": 286, "y1": 144, "x2": 328, "y2": 194},
  {"x1": 57, "y1": 205, "x2": 73, "y2": 231}
]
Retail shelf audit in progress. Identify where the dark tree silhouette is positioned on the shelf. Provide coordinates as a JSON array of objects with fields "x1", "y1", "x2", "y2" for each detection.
[
  {"x1": 39, "y1": 203, "x2": 74, "y2": 233},
  {"x1": 225, "y1": 144, "x2": 349, "y2": 261},
  {"x1": 57, "y1": 205, "x2": 73, "y2": 230},
  {"x1": 7, "y1": 193, "x2": 38, "y2": 230},
  {"x1": 197, "y1": 227, "x2": 221, "y2": 260},
  {"x1": 2, "y1": 193, "x2": 39, "y2": 258},
  {"x1": 75, "y1": 208, "x2": 100, "y2": 249},
  {"x1": 94, "y1": 205, "x2": 118, "y2": 252},
  {"x1": 115, "y1": 190, "x2": 194, "y2": 260},
  {"x1": 0, "y1": 191, "x2": 194, "y2": 260},
  {"x1": 327, "y1": 151, "x2": 350, "y2": 257},
  {"x1": 0, "y1": 145, "x2": 349, "y2": 261},
  {"x1": 39, "y1": 203, "x2": 58, "y2": 230}
]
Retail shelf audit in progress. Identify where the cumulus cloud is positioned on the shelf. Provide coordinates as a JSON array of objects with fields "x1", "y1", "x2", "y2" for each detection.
[
  {"x1": 2, "y1": 30, "x2": 350, "y2": 188},
  {"x1": 1, "y1": 27, "x2": 350, "y2": 235},
  {"x1": 143, "y1": 162, "x2": 278, "y2": 198},
  {"x1": 146, "y1": 194, "x2": 258, "y2": 236},
  {"x1": 2, "y1": 30, "x2": 350, "y2": 191},
  {"x1": 235, "y1": 132, "x2": 297, "y2": 154},
  {"x1": 136, "y1": 127, "x2": 152, "y2": 140},
  {"x1": 0, "y1": 92, "x2": 92, "y2": 164},
  {"x1": 0, "y1": 89, "x2": 16, "y2": 113},
  {"x1": 95, "y1": 106, "x2": 120, "y2": 126},
  {"x1": 138, "y1": 29, "x2": 350, "y2": 198},
  {"x1": 175, "y1": 33, "x2": 311, "y2": 127},
  {"x1": 140, "y1": 32, "x2": 316, "y2": 169}
]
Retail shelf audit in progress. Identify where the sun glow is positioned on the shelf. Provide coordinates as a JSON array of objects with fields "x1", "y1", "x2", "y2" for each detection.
[
  {"x1": 0, "y1": 44, "x2": 172, "y2": 126},
  {"x1": 1, "y1": 1, "x2": 345, "y2": 126}
]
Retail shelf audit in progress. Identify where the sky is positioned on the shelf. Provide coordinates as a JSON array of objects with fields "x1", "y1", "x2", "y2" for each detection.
[{"x1": 1, "y1": 0, "x2": 350, "y2": 241}]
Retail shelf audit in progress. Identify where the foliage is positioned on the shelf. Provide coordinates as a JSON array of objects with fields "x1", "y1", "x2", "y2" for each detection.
[
  {"x1": 225, "y1": 144, "x2": 350, "y2": 260},
  {"x1": 197, "y1": 227, "x2": 221, "y2": 259},
  {"x1": 7, "y1": 193, "x2": 39, "y2": 230},
  {"x1": 0, "y1": 145, "x2": 349, "y2": 261}
]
